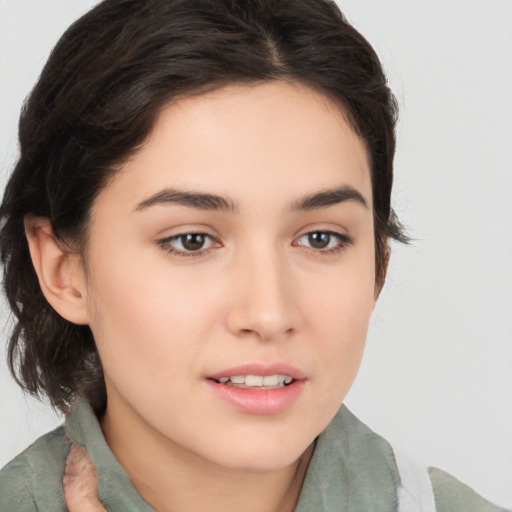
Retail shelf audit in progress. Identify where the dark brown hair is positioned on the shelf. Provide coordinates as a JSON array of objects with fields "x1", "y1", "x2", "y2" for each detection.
[{"x1": 0, "y1": 0, "x2": 407, "y2": 415}]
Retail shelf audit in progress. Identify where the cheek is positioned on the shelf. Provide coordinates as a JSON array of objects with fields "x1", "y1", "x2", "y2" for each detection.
[
  {"x1": 304, "y1": 243, "x2": 376, "y2": 331},
  {"x1": 311, "y1": 284, "x2": 373, "y2": 369},
  {"x1": 84, "y1": 257, "x2": 220, "y2": 394},
  {"x1": 302, "y1": 250, "x2": 376, "y2": 390}
]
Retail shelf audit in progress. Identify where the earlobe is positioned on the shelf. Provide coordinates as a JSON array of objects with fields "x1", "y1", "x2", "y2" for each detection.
[{"x1": 24, "y1": 216, "x2": 89, "y2": 325}]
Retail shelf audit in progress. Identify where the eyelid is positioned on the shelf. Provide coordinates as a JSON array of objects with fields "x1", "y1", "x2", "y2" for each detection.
[
  {"x1": 156, "y1": 231, "x2": 222, "y2": 258},
  {"x1": 292, "y1": 229, "x2": 354, "y2": 254},
  {"x1": 155, "y1": 226, "x2": 353, "y2": 259}
]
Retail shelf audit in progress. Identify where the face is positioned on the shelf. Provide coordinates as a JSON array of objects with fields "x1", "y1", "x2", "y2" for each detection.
[{"x1": 81, "y1": 81, "x2": 376, "y2": 472}]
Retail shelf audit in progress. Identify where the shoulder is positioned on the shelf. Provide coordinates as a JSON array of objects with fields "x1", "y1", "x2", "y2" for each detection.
[
  {"x1": 320, "y1": 407, "x2": 510, "y2": 512},
  {"x1": 0, "y1": 425, "x2": 69, "y2": 512},
  {"x1": 429, "y1": 467, "x2": 510, "y2": 512}
]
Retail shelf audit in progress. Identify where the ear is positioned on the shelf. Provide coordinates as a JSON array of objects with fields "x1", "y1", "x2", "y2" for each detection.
[
  {"x1": 374, "y1": 241, "x2": 390, "y2": 300},
  {"x1": 24, "y1": 216, "x2": 89, "y2": 325}
]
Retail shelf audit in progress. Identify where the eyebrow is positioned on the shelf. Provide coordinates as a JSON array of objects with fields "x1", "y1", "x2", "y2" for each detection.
[
  {"x1": 291, "y1": 186, "x2": 368, "y2": 211},
  {"x1": 135, "y1": 185, "x2": 367, "y2": 213},
  {"x1": 135, "y1": 188, "x2": 238, "y2": 213}
]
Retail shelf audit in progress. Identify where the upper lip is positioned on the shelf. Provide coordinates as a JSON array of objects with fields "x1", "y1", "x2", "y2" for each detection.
[{"x1": 206, "y1": 363, "x2": 308, "y2": 381}]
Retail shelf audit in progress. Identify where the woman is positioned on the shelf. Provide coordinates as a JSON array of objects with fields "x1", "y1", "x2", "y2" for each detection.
[{"x1": 0, "y1": 0, "x2": 507, "y2": 510}]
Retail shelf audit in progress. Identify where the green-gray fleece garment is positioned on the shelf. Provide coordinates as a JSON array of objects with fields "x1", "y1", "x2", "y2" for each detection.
[{"x1": 0, "y1": 397, "x2": 508, "y2": 511}]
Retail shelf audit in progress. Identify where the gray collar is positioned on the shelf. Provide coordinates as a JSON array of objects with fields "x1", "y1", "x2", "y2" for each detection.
[{"x1": 295, "y1": 405, "x2": 399, "y2": 511}]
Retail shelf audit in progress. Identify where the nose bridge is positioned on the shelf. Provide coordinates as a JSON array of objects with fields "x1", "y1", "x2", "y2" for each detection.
[{"x1": 227, "y1": 237, "x2": 299, "y2": 341}]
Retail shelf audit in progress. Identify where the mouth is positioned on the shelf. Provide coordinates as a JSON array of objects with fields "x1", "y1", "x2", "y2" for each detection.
[
  {"x1": 205, "y1": 364, "x2": 307, "y2": 415},
  {"x1": 208, "y1": 374, "x2": 295, "y2": 390}
]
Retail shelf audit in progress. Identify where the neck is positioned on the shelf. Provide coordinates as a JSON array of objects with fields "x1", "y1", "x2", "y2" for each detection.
[
  {"x1": 131, "y1": 446, "x2": 313, "y2": 512},
  {"x1": 101, "y1": 399, "x2": 314, "y2": 512}
]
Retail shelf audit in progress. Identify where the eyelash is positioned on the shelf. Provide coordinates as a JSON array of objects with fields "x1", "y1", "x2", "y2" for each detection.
[
  {"x1": 157, "y1": 233, "x2": 220, "y2": 259},
  {"x1": 157, "y1": 230, "x2": 353, "y2": 259},
  {"x1": 293, "y1": 231, "x2": 353, "y2": 255}
]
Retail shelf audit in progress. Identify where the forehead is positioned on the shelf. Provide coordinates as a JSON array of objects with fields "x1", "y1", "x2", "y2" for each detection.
[{"x1": 100, "y1": 81, "x2": 372, "y2": 212}]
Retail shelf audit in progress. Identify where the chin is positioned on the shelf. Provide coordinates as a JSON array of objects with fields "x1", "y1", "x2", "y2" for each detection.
[
  {"x1": 201, "y1": 429, "x2": 316, "y2": 473},
  {"x1": 217, "y1": 451, "x2": 306, "y2": 473}
]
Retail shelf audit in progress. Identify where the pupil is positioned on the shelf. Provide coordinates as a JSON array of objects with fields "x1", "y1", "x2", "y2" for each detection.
[
  {"x1": 182, "y1": 234, "x2": 205, "y2": 251},
  {"x1": 308, "y1": 232, "x2": 330, "y2": 249}
]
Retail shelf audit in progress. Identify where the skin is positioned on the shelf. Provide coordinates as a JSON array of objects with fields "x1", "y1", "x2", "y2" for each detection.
[
  {"x1": 29, "y1": 81, "x2": 381, "y2": 512},
  {"x1": 63, "y1": 445, "x2": 106, "y2": 512}
]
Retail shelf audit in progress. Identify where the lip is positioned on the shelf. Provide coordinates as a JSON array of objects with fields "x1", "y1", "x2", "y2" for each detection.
[{"x1": 205, "y1": 362, "x2": 307, "y2": 415}]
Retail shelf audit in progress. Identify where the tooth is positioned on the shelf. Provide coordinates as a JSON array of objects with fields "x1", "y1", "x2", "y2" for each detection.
[
  {"x1": 262, "y1": 375, "x2": 279, "y2": 386},
  {"x1": 245, "y1": 375, "x2": 263, "y2": 386},
  {"x1": 223, "y1": 374, "x2": 294, "y2": 387}
]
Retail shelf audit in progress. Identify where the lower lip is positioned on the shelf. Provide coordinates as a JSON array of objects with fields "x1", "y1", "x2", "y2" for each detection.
[{"x1": 205, "y1": 379, "x2": 306, "y2": 415}]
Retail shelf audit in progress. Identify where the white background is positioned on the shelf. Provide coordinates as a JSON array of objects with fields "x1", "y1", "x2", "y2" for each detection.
[{"x1": 0, "y1": 0, "x2": 511, "y2": 507}]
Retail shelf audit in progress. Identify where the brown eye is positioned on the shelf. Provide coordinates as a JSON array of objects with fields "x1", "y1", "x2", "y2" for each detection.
[
  {"x1": 180, "y1": 233, "x2": 207, "y2": 251},
  {"x1": 307, "y1": 232, "x2": 331, "y2": 249},
  {"x1": 294, "y1": 230, "x2": 352, "y2": 253},
  {"x1": 159, "y1": 232, "x2": 216, "y2": 256}
]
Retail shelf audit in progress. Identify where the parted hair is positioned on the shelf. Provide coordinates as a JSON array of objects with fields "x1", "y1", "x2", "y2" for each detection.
[{"x1": 0, "y1": 0, "x2": 406, "y2": 415}]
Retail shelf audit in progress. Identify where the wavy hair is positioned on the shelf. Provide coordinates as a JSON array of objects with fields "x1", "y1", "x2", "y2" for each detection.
[{"x1": 0, "y1": 0, "x2": 407, "y2": 415}]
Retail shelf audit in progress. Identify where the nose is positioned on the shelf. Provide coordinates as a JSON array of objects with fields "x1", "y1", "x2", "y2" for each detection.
[{"x1": 225, "y1": 245, "x2": 301, "y2": 342}]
